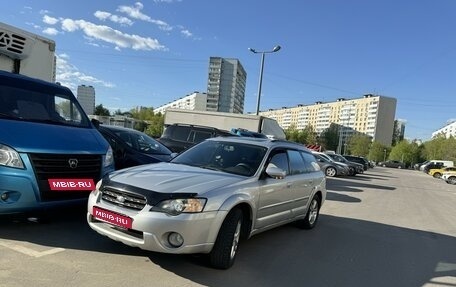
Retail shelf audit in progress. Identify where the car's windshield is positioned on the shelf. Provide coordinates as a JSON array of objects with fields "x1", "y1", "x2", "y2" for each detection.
[
  {"x1": 0, "y1": 85, "x2": 90, "y2": 127},
  {"x1": 171, "y1": 140, "x2": 267, "y2": 177},
  {"x1": 113, "y1": 129, "x2": 172, "y2": 154}
]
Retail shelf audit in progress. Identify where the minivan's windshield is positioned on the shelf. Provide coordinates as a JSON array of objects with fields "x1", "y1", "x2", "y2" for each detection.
[
  {"x1": 171, "y1": 140, "x2": 267, "y2": 177},
  {"x1": 0, "y1": 85, "x2": 90, "y2": 127}
]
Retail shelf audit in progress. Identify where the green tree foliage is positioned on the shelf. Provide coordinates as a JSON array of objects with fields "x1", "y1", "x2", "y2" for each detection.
[
  {"x1": 319, "y1": 123, "x2": 339, "y2": 151},
  {"x1": 94, "y1": 104, "x2": 111, "y2": 116},
  {"x1": 284, "y1": 124, "x2": 318, "y2": 145},
  {"x1": 388, "y1": 140, "x2": 423, "y2": 167},
  {"x1": 129, "y1": 107, "x2": 164, "y2": 137},
  {"x1": 423, "y1": 135, "x2": 456, "y2": 162},
  {"x1": 346, "y1": 134, "x2": 371, "y2": 157},
  {"x1": 368, "y1": 141, "x2": 388, "y2": 163}
]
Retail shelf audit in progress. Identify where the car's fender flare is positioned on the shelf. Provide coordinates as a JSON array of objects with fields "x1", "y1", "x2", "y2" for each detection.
[{"x1": 216, "y1": 194, "x2": 255, "y2": 238}]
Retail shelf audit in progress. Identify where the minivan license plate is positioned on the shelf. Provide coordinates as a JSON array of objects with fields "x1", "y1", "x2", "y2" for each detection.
[{"x1": 93, "y1": 206, "x2": 132, "y2": 229}]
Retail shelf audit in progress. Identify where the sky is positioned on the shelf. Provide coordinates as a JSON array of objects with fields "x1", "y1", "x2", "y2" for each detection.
[{"x1": 2, "y1": 0, "x2": 456, "y2": 141}]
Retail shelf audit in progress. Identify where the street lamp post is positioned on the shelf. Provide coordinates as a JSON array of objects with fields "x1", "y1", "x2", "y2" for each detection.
[
  {"x1": 248, "y1": 45, "x2": 281, "y2": 115},
  {"x1": 383, "y1": 149, "x2": 387, "y2": 162}
]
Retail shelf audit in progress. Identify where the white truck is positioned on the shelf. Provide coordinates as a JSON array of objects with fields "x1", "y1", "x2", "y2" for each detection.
[
  {"x1": 163, "y1": 108, "x2": 286, "y2": 139},
  {"x1": 0, "y1": 22, "x2": 56, "y2": 82}
]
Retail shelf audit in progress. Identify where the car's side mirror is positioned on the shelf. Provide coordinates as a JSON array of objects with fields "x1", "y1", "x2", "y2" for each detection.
[
  {"x1": 265, "y1": 164, "x2": 286, "y2": 179},
  {"x1": 91, "y1": 118, "x2": 100, "y2": 129}
]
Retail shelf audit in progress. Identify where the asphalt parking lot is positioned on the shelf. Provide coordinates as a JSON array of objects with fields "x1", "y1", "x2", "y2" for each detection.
[{"x1": 1, "y1": 167, "x2": 456, "y2": 287}]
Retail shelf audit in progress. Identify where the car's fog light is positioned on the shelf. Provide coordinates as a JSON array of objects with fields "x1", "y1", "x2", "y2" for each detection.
[
  {"x1": 168, "y1": 232, "x2": 184, "y2": 247},
  {"x1": 1, "y1": 192, "x2": 9, "y2": 201}
]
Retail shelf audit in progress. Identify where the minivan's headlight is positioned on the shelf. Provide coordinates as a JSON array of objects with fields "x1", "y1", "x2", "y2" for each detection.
[
  {"x1": 151, "y1": 198, "x2": 207, "y2": 216},
  {"x1": 103, "y1": 146, "x2": 114, "y2": 167},
  {"x1": 0, "y1": 144, "x2": 24, "y2": 169}
]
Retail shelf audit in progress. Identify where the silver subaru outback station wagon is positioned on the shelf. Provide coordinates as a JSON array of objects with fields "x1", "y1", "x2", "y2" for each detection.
[{"x1": 87, "y1": 137, "x2": 326, "y2": 269}]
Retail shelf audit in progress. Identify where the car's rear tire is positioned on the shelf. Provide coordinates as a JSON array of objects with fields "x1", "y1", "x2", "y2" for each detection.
[
  {"x1": 433, "y1": 172, "x2": 442, "y2": 178},
  {"x1": 325, "y1": 167, "x2": 337, "y2": 177},
  {"x1": 296, "y1": 194, "x2": 321, "y2": 230},
  {"x1": 209, "y1": 208, "x2": 243, "y2": 269}
]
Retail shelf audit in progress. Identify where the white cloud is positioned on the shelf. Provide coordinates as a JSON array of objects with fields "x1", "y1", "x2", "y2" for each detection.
[
  {"x1": 117, "y1": 2, "x2": 172, "y2": 31},
  {"x1": 94, "y1": 11, "x2": 111, "y2": 20},
  {"x1": 180, "y1": 29, "x2": 192, "y2": 38},
  {"x1": 42, "y1": 27, "x2": 59, "y2": 35},
  {"x1": 60, "y1": 19, "x2": 166, "y2": 51},
  {"x1": 43, "y1": 15, "x2": 59, "y2": 25},
  {"x1": 56, "y1": 54, "x2": 115, "y2": 91},
  {"x1": 94, "y1": 11, "x2": 133, "y2": 26},
  {"x1": 61, "y1": 18, "x2": 79, "y2": 32},
  {"x1": 39, "y1": 9, "x2": 51, "y2": 15}
]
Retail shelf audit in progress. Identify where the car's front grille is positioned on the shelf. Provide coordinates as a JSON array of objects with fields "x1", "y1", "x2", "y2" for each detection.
[
  {"x1": 100, "y1": 187, "x2": 147, "y2": 211},
  {"x1": 29, "y1": 153, "x2": 102, "y2": 201}
]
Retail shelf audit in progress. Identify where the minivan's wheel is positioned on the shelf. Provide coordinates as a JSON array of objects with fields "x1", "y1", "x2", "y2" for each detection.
[
  {"x1": 297, "y1": 195, "x2": 321, "y2": 230},
  {"x1": 209, "y1": 208, "x2": 243, "y2": 269},
  {"x1": 448, "y1": 176, "x2": 456, "y2": 185},
  {"x1": 433, "y1": 172, "x2": 442, "y2": 178},
  {"x1": 325, "y1": 167, "x2": 337, "y2": 177}
]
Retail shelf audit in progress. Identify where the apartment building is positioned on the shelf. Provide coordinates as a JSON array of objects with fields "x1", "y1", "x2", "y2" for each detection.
[
  {"x1": 76, "y1": 85, "x2": 95, "y2": 115},
  {"x1": 153, "y1": 92, "x2": 207, "y2": 114},
  {"x1": 259, "y1": 94, "x2": 397, "y2": 146},
  {"x1": 206, "y1": 57, "x2": 246, "y2": 114},
  {"x1": 432, "y1": 121, "x2": 456, "y2": 139}
]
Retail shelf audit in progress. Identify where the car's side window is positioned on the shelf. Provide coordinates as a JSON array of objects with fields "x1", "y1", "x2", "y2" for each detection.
[
  {"x1": 269, "y1": 151, "x2": 289, "y2": 175},
  {"x1": 301, "y1": 152, "x2": 320, "y2": 172},
  {"x1": 288, "y1": 150, "x2": 307, "y2": 175}
]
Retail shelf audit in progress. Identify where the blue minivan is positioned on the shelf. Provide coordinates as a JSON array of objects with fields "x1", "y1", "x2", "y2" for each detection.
[{"x1": 0, "y1": 71, "x2": 114, "y2": 215}]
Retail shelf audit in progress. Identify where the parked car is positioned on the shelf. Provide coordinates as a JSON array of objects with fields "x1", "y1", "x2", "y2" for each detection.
[
  {"x1": 414, "y1": 160, "x2": 429, "y2": 170},
  {"x1": 312, "y1": 151, "x2": 349, "y2": 177},
  {"x1": 428, "y1": 167, "x2": 456, "y2": 178},
  {"x1": 421, "y1": 160, "x2": 454, "y2": 173},
  {"x1": 343, "y1": 155, "x2": 370, "y2": 171},
  {"x1": 422, "y1": 162, "x2": 445, "y2": 173},
  {"x1": 325, "y1": 153, "x2": 364, "y2": 175},
  {"x1": 87, "y1": 137, "x2": 326, "y2": 269},
  {"x1": 378, "y1": 160, "x2": 406, "y2": 169},
  {"x1": 97, "y1": 125, "x2": 173, "y2": 170},
  {"x1": 442, "y1": 171, "x2": 456, "y2": 184},
  {"x1": 158, "y1": 123, "x2": 232, "y2": 153}
]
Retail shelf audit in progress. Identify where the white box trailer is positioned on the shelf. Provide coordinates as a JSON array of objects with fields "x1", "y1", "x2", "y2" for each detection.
[
  {"x1": 163, "y1": 109, "x2": 286, "y2": 139},
  {"x1": 0, "y1": 22, "x2": 56, "y2": 82}
]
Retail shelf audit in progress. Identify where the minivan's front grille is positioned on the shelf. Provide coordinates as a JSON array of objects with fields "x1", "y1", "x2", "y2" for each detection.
[
  {"x1": 29, "y1": 153, "x2": 102, "y2": 201},
  {"x1": 100, "y1": 187, "x2": 147, "y2": 211}
]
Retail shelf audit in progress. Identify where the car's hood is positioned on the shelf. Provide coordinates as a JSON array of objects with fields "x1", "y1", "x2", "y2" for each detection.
[
  {"x1": 334, "y1": 162, "x2": 349, "y2": 168},
  {"x1": 0, "y1": 120, "x2": 108, "y2": 153},
  {"x1": 108, "y1": 162, "x2": 245, "y2": 194}
]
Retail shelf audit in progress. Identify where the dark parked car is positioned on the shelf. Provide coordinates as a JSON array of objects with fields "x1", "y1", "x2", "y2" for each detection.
[
  {"x1": 158, "y1": 123, "x2": 232, "y2": 153},
  {"x1": 378, "y1": 160, "x2": 406, "y2": 169},
  {"x1": 98, "y1": 125, "x2": 173, "y2": 170},
  {"x1": 343, "y1": 155, "x2": 370, "y2": 171},
  {"x1": 325, "y1": 153, "x2": 364, "y2": 175}
]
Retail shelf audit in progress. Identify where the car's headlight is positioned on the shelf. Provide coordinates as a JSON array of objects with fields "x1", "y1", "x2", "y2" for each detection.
[
  {"x1": 151, "y1": 198, "x2": 207, "y2": 216},
  {"x1": 103, "y1": 146, "x2": 114, "y2": 168},
  {"x1": 0, "y1": 144, "x2": 24, "y2": 169}
]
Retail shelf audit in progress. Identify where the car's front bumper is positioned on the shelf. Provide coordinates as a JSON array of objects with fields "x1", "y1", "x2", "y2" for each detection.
[{"x1": 87, "y1": 192, "x2": 227, "y2": 254}]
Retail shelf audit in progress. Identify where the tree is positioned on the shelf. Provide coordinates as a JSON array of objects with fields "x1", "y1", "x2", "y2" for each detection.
[
  {"x1": 94, "y1": 104, "x2": 110, "y2": 116},
  {"x1": 319, "y1": 123, "x2": 339, "y2": 151},
  {"x1": 346, "y1": 134, "x2": 371, "y2": 157},
  {"x1": 368, "y1": 141, "x2": 388, "y2": 163}
]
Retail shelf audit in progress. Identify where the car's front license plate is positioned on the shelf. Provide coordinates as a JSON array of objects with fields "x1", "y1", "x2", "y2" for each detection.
[{"x1": 93, "y1": 206, "x2": 132, "y2": 229}]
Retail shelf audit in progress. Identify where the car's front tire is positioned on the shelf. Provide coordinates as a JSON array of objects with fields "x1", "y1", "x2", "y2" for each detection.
[
  {"x1": 209, "y1": 208, "x2": 243, "y2": 269},
  {"x1": 447, "y1": 176, "x2": 456, "y2": 185}
]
